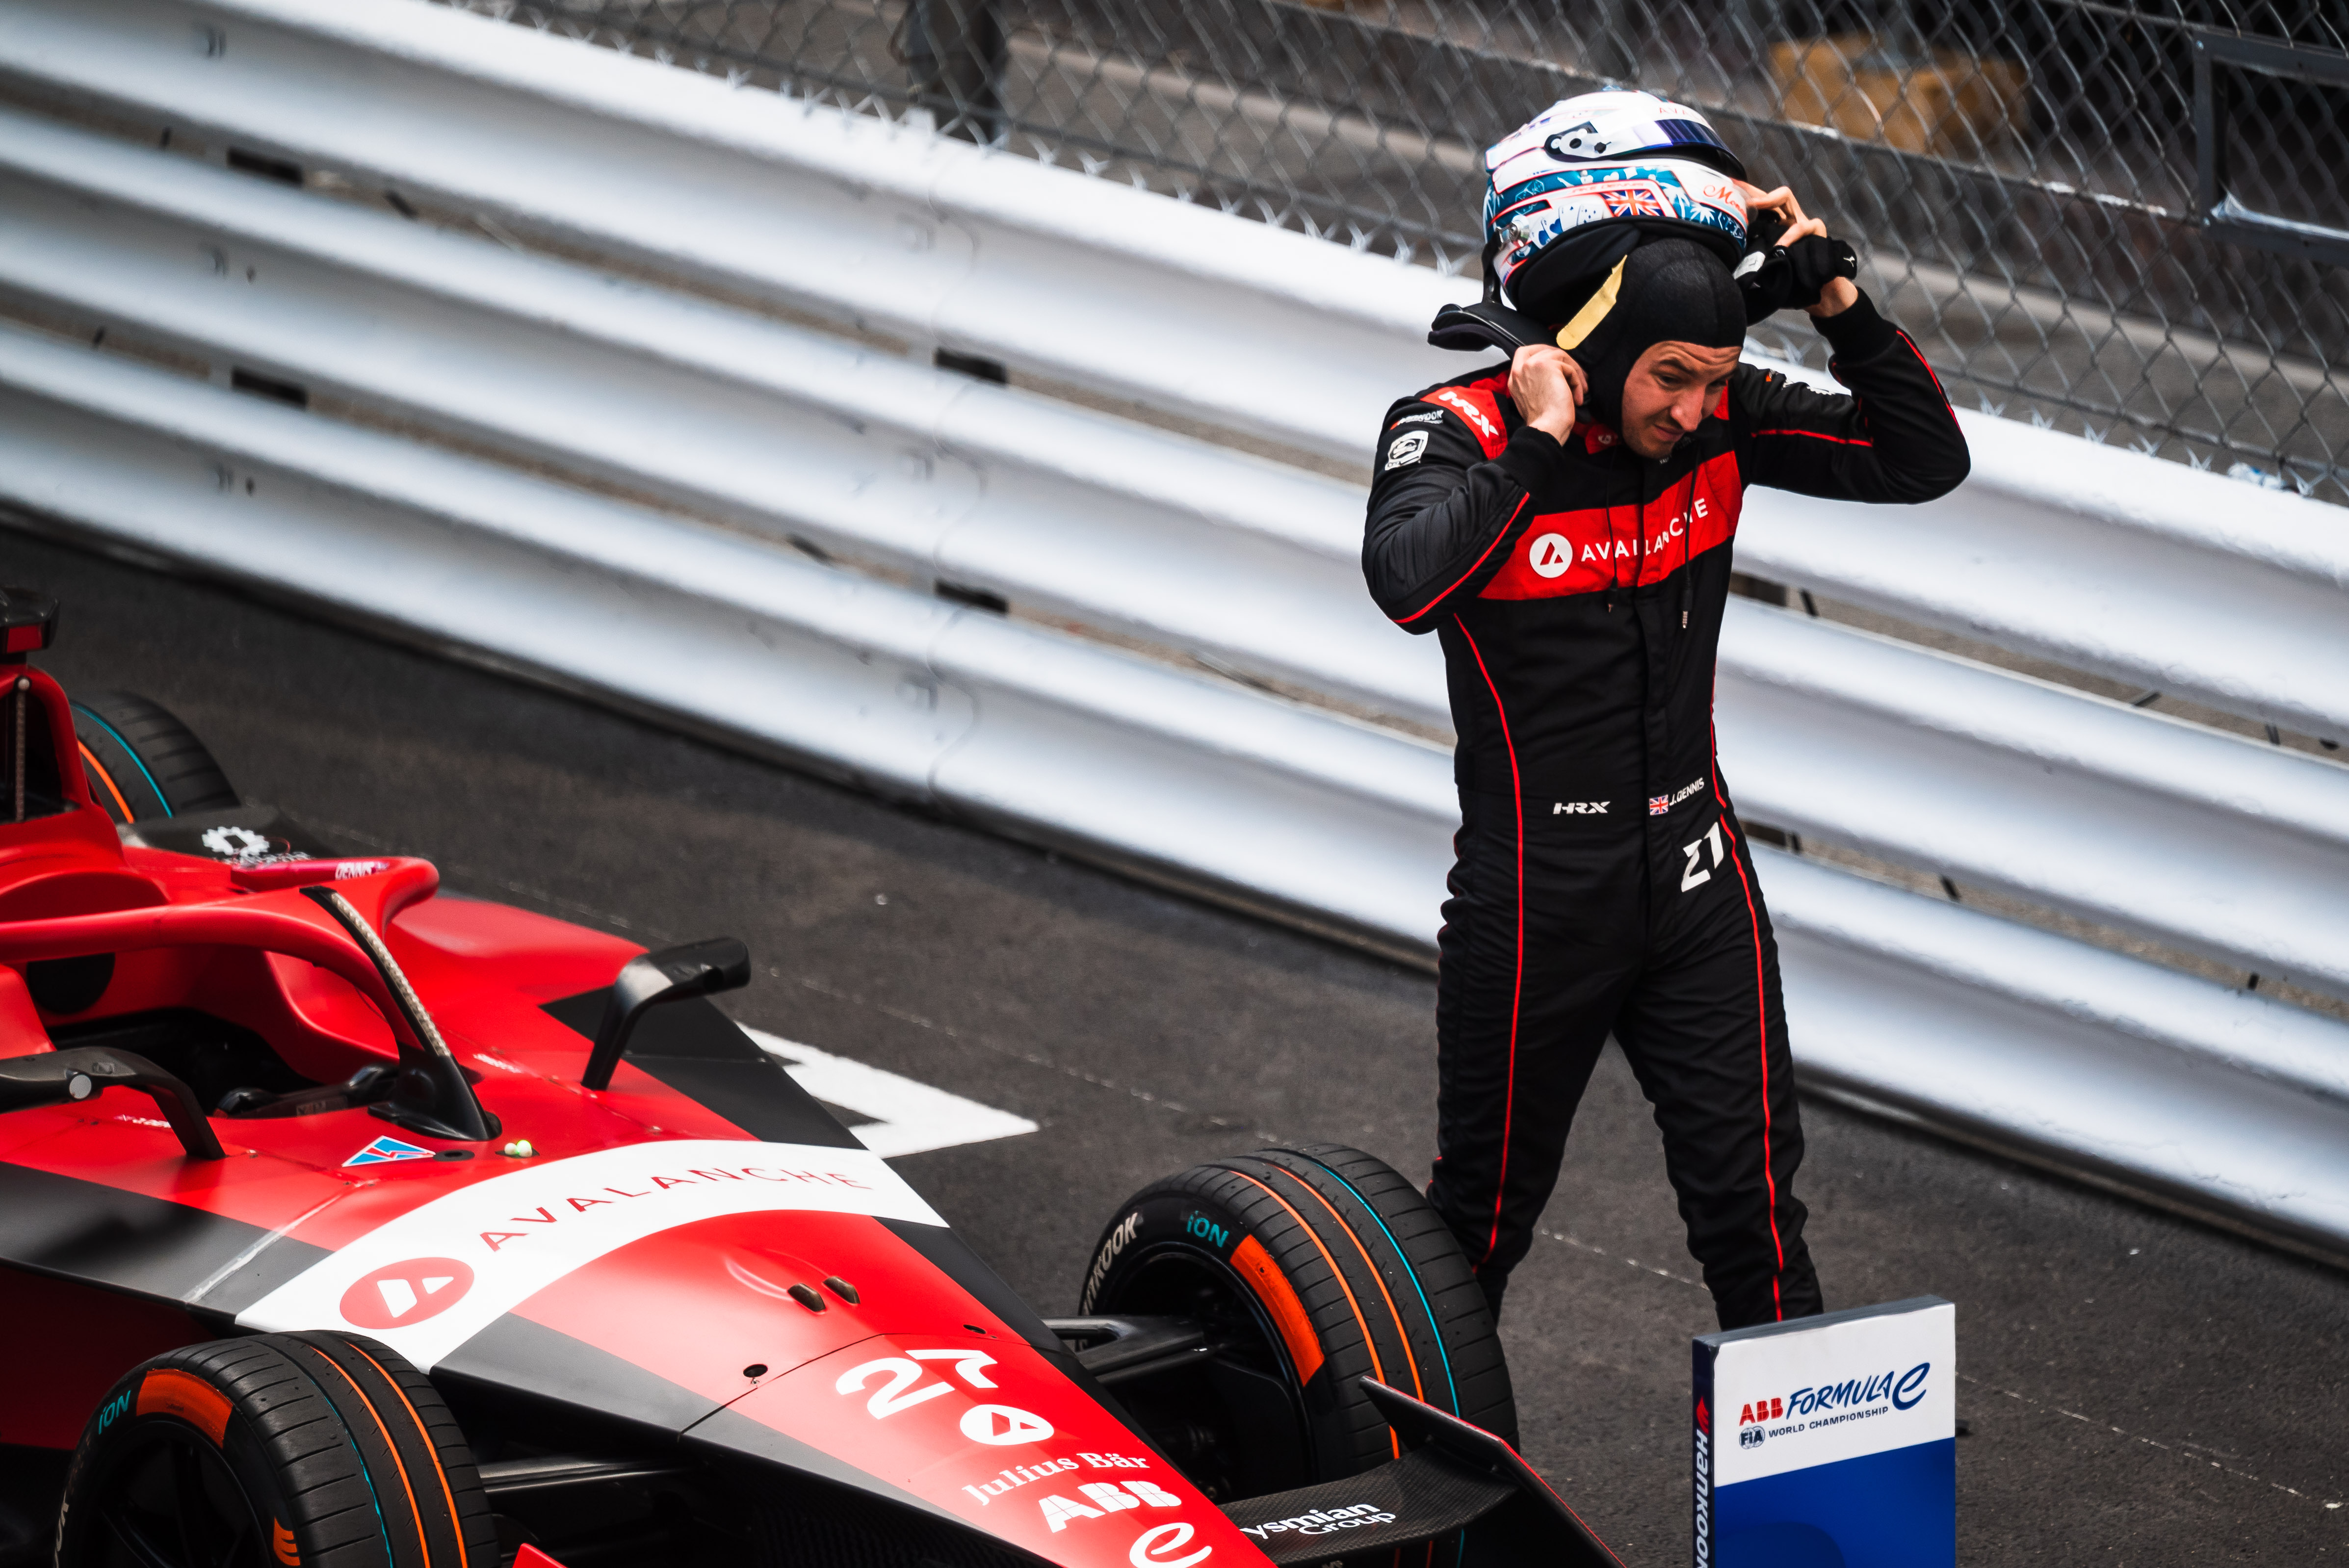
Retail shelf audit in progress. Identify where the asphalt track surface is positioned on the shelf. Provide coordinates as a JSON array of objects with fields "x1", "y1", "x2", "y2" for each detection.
[{"x1": 11, "y1": 527, "x2": 2349, "y2": 1565}]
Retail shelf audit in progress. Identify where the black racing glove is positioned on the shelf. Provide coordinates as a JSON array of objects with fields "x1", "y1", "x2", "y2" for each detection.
[{"x1": 1736, "y1": 229, "x2": 1859, "y2": 325}]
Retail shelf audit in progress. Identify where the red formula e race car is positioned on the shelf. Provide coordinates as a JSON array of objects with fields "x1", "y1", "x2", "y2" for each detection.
[{"x1": 0, "y1": 586, "x2": 1620, "y2": 1568}]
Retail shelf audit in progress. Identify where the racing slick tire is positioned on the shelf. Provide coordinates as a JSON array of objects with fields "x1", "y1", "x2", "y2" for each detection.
[
  {"x1": 55, "y1": 1331, "x2": 497, "y2": 1568},
  {"x1": 1080, "y1": 1144, "x2": 1515, "y2": 1490},
  {"x1": 70, "y1": 689, "x2": 240, "y2": 825}
]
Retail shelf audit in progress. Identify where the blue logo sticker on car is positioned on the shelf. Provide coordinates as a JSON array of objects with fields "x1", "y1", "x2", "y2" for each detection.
[{"x1": 344, "y1": 1135, "x2": 433, "y2": 1167}]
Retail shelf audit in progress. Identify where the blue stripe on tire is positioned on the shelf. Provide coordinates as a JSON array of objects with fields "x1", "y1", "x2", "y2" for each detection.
[
  {"x1": 1294, "y1": 1151, "x2": 1461, "y2": 1418},
  {"x1": 72, "y1": 703, "x2": 171, "y2": 817}
]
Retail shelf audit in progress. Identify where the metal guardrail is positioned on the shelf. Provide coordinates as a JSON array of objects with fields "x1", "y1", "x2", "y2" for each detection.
[
  {"x1": 4, "y1": 0, "x2": 2349, "y2": 1261},
  {"x1": 0, "y1": 108, "x2": 1416, "y2": 724},
  {"x1": 0, "y1": 0, "x2": 1457, "y2": 466},
  {"x1": 1731, "y1": 413, "x2": 2349, "y2": 743},
  {"x1": 0, "y1": 321, "x2": 1460, "y2": 954}
]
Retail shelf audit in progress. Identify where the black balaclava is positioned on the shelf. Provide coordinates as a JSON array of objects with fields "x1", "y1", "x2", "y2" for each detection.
[{"x1": 1539, "y1": 238, "x2": 1744, "y2": 430}]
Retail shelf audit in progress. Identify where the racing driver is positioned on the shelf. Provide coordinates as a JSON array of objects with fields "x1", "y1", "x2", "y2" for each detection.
[{"x1": 1363, "y1": 92, "x2": 1970, "y2": 1330}]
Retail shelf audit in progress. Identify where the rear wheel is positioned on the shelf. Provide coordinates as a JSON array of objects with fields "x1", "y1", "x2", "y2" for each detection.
[
  {"x1": 71, "y1": 690, "x2": 238, "y2": 825},
  {"x1": 55, "y1": 1332, "x2": 496, "y2": 1568},
  {"x1": 1078, "y1": 1144, "x2": 1514, "y2": 1500}
]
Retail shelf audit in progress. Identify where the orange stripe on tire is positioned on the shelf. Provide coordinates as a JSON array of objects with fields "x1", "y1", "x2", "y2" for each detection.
[
  {"x1": 79, "y1": 742, "x2": 135, "y2": 823},
  {"x1": 1224, "y1": 1169, "x2": 1399, "y2": 1459},
  {"x1": 345, "y1": 1340, "x2": 470, "y2": 1568},
  {"x1": 1261, "y1": 1163, "x2": 1426, "y2": 1405},
  {"x1": 136, "y1": 1369, "x2": 232, "y2": 1444},
  {"x1": 297, "y1": 1345, "x2": 432, "y2": 1566},
  {"x1": 1260, "y1": 1164, "x2": 1429, "y2": 1568},
  {"x1": 1229, "y1": 1235, "x2": 1325, "y2": 1385}
]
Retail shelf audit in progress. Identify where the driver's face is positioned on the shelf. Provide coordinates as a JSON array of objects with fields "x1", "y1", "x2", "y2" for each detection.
[{"x1": 1618, "y1": 341, "x2": 1743, "y2": 459}]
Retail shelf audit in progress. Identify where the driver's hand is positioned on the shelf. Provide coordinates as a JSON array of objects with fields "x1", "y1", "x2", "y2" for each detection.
[
  {"x1": 1737, "y1": 183, "x2": 1825, "y2": 243},
  {"x1": 1510, "y1": 344, "x2": 1586, "y2": 442},
  {"x1": 1733, "y1": 183, "x2": 1858, "y2": 318}
]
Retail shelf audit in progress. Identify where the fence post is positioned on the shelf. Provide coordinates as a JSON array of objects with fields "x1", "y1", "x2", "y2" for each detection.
[{"x1": 901, "y1": 0, "x2": 1005, "y2": 146}]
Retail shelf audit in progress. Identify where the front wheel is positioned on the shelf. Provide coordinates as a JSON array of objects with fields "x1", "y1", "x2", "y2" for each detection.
[
  {"x1": 56, "y1": 1332, "x2": 497, "y2": 1568},
  {"x1": 1077, "y1": 1143, "x2": 1514, "y2": 1500}
]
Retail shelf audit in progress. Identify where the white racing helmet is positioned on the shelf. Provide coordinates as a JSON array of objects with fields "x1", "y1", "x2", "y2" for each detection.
[{"x1": 1482, "y1": 90, "x2": 1751, "y2": 318}]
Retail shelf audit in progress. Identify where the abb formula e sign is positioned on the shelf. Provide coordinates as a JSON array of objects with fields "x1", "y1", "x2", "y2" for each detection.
[
  {"x1": 1693, "y1": 1296, "x2": 1955, "y2": 1568},
  {"x1": 238, "y1": 1139, "x2": 944, "y2": 1367}
]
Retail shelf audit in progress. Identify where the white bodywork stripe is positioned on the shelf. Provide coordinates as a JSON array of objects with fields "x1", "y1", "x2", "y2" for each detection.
[
  {"x1": 236, "y1": 1139, "x2": 942, "y2": 1369},
  {"x1": 752, "y1": 1029, "x2": 1039, "y2": 1158}
]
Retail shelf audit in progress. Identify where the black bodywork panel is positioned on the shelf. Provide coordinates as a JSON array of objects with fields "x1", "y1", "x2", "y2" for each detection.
[
  {"x1": 540, "y1": 991, "x2": 860, "y2": 1150},
  {"x1": 0, "y1": 1162, "x2": 329, "y2": 1320}
]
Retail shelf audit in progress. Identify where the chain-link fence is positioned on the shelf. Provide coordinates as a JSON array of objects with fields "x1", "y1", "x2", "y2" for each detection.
[{"x1": 451, "y1": 0, "x2": 2349, "y2": 504}]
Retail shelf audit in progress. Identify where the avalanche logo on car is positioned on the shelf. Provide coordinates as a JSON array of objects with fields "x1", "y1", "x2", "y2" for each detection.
[
  {"x1": 339, "y1": 1258, "x2": 474, "y2": 1329},
  {"x1": 240, "y1": 1139, "x2": 943, "y2": 1368}
]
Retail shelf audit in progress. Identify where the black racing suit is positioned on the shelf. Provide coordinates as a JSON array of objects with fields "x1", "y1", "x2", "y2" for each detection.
[{"x1": 1362, "y1": 292, "x2": 1969, "y2": 1329}]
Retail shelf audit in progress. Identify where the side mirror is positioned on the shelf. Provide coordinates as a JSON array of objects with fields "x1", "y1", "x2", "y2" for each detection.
[
  {"x1": 580, "y1": 938, "x2": 751, "y2": 1092},
  {"x1": 0, "y1": 1046, "x2": 224, "y2": 1159}
]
